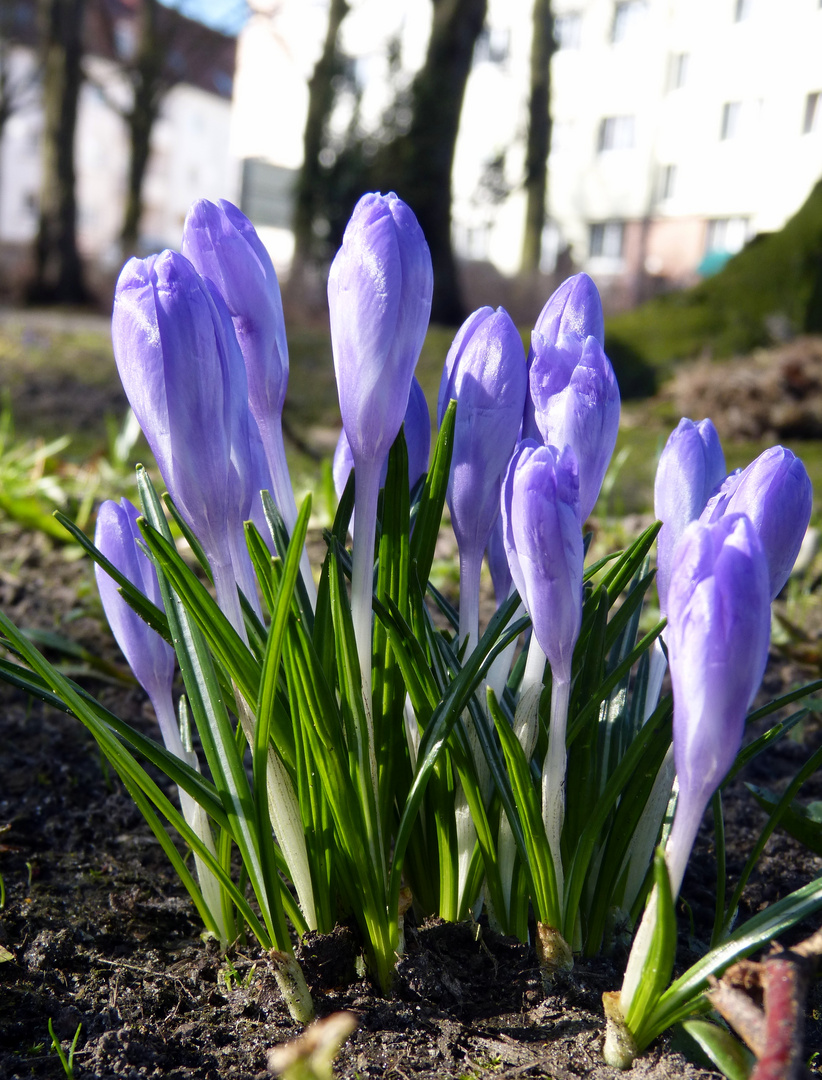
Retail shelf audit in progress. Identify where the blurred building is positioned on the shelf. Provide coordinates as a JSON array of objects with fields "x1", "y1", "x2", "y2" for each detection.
[
  {"x1": 233, "y1": 0, "x2": 822, "y2": 304},
  {"x1": 0, "y1": 0, "x2": 239, "y2": 274}
]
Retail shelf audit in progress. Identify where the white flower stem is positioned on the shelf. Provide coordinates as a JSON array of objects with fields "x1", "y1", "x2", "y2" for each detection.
[
  {"x1": 350, "y1": 458, "x2": 384, "y2": 876},
  {"x1": 541, "y1": 676, "x2": 571, "y2": 912}
]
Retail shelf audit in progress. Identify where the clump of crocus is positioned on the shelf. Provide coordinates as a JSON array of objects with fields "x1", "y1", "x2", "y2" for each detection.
[
  {"x1": 437, "y1": 306, "x2": 527, "y2": 652},
  {"x1": 95, "y1": 497, "x2": 227, "y2": 939},
  {"x1": 606, "y1": 512, "x2": 771, "y2": 1067},
  {"x1": 327, "y1": 192, "x2": 433, "y2": 701},
  {"x1": 500, "y1": 440, "x2": 583, "y2": 927},
  {"x1": 525, "y1": 274, "x2": 620, "y2": 522},
  {"x1": 701, "y1": 444, "x2": 813, "y2": 600},
  {"x1": 112, "y1": 251, "x2": 256, "y2": 636}
]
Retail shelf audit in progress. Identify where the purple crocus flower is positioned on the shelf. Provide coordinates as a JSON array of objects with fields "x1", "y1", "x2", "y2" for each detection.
[
  {"x1": 500, "y1": 441, "x2": 583, "y2": 685},
  {"x1": 95, "y1": 498, "x2": 180, "y2": 755},
  {"x1": 328, "y1": 192, "x2": 433, "y2": 690},
  {"x1": 654, "y1": 418, "x2": 726, "y2": 616},
  {"x1": 526, "y1": 276, "x2": 620, "y2": 522},
  {"x1": 181, "y1": 201, "x2": 296, "y2": 530},
  {"x1": 700, "y1": 445, "x2": 813, "y2": 600},
  {"x1": 437, "y1": 306, "x2": 527, "y2": 648},
  {"x1": 665, "y1": 513, "x2": 771, "y2": 896},
  {"x1": 112, "y1": 251, "x2": 253, "y2": 632},
  {"x1": 332, "y1": 376, "x2": 431, "y2": 502}
]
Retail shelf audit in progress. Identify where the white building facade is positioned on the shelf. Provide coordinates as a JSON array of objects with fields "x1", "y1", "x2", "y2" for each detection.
[
  {"x1": 232, "y1": 0, "x2": 822, "y2": 302},
  {"x1": 0, "y1": 9, "x2": 239, "y2": 274}
]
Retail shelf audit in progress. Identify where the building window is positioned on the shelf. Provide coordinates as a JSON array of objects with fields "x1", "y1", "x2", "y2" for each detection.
[
  {"x1": 597, "y1": 115, "x2": 636, "y2": 151},
  {"x1": 734, "y1": 0, "x2": 753, "y2": 20},
  {"x1": 589, "y1": 221, "x2": 625, "y2": 260},
  {"x1": 803, "y1": 92, "x2": 821, "y2": 134},
  {"x1": 555, "y1": 11, "x2": 582, "y2": 49},
  {"x1": 611, "y1": 0, "x2": 647, "y2": 43},
  {"x1": 474, "y1": 25, "x2": 511, "y2": 65},
  {"x1": 666, "y1": 52, "x2": 689, "y2": 91},
  {"x1": 720, "y1": 101, "x2": 742, "y2": 139},
  {"x1": 705, "y1": 217, "x2": 750, "y2": 254},
  {"x1": 658, "y1": 164, "x2": 676, "y2": 201}
]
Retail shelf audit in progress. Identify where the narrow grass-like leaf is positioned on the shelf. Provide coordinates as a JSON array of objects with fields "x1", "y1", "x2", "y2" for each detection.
[
  {"x1": 677, "y1": 1020, "x2": 754, "y2": 1080},
  {"x1": 624, "y1": 849, "x2": 676, "y2": 1031},
  {"x1": 137, "y1": 520, "x2": 261, "y2": 706}
]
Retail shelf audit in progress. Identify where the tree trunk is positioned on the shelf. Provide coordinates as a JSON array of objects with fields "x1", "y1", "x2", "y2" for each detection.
[
  {"x1": 293, "y1": 0, "x2": 350, "y2": 268},
  {"x1": 121, "y1": 0, "x2": 164, "y2": 256},
  {"x1": 386, "y1": 0, "x2": 487, "y2": 326},
  {"x1": 520, "y1": 0, "x2": 554, "y2": 274},
  {"x1": 27, "y1": 0, "x2": 90, "y2": 305}
]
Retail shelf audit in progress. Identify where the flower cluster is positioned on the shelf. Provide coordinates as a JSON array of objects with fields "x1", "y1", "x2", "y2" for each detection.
[{"x1": 2, "y1": 191, "x2": 818, "y2": 1063}]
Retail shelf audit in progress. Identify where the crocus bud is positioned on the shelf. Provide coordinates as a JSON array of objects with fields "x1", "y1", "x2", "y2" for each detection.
[
  {"x1": 527, "y1": 279, "x2": 620, "y2": 522},
  {"x1": 181, "y1": 200, "x2": 301, "y2": 540},
  {"x1": 112, "y1": 251, "x2": 254, "y2": 631},
  {"x1": 94, "y1": 498, "x2": 180, "y2": 754},
  {"x1": 523, "y1": 273, "x2": 605, "y2": 443},
  {"x1": 500, "y1": 441, "x2": 583, "y2": 685},
  {"x1": 700, "y1": 446, "x2": 812, "y2": 600},
  {"x1": 328, "y1": 192, "x2": 433, "y2": 691},
  {"x1": 332, "y1": 376, "x2": 431, "y2": 501},
  {"x1": 437, "y1": 306, "x2": 527, "y2": 647},
  {"x1": 665, "y1": 513, "x2": 770, "y2": 896},
  {"x1": 182, "y1": 199, "x2": 288, "y2": 423},
  {"x1": 654, "y1": 418, "x2": 726, "y2": 616},
  {"x1": 438, "y1": 307, "x2": 527, "y2": 572},
  {"x1": 329, "y1": 192, "x2": 433, "y2": 475}
]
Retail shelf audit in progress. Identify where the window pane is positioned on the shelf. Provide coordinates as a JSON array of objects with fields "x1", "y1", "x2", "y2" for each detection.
[
  {"x1": 611, "y1": 0, "x2": 646, "y2": 43},
  {"x1": 720, "y1": 101, "x2": 742, "y2": 139},
  {"x1": 555, "y1": 12, "x2": 582, "y2": 49},
  {"x1": 803, "y1": 92, "x2": 820, "y2": 134}
]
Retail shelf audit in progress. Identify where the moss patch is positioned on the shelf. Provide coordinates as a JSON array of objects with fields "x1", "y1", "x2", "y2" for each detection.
[{"x1": 605, "y1": 179, "x2": 822, "y2": 385}]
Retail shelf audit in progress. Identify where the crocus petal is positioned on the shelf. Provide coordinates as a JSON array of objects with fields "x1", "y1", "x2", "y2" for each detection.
[
  {"x1": 333, "y1": 376, "x2": 431, "y2": 501},
  {"x1": 655, "y1": 417, "x2": 726, "y2": 615},
  {"x1": 523, "y1": 273, "x2": 605, "y2": 442},
  {"x1": 716, "y1": 446, "x2": 813, "y2": 600},
  {"x1": 501, "y1": 441, "x2": 583, "y2": 684},
  {"x1": 529, "y1": 333, "x2": 620, "y2": 521}
]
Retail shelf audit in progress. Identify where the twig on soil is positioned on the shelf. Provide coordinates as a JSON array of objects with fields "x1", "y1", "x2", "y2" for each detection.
[{"x1": 707, "y1": 925, "x2": 822, "y2": 1080}]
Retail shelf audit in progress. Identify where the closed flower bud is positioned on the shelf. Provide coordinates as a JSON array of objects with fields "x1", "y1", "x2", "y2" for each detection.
[
  {"x1": 500, "y1": 441, "x2": 583, "y2": 685},
  {"x1": 523, "y1": 273, "x2": 605, "y2": 444},
  {"x1": 95, "y1": 498, "x2": 179, "y2": 753},
  {"x1": 654, "y1": 418, "x2": 726, "y2": 615},
  {"x1": 665, "y1": 513, "x2": 771, "y2": 895},
  {"x1": 700, "y1": 446, "x2": 812, "y2": 600},
  {"x1": 438, "y1": 306, "x2": 527, "y2": 564},
  {"x1": 329, "y1": 192, "x2": 433, "y2": 475},
  {"x1": 527, "y1": 304, "x2": 620, "y2": 521},
  {"x1": 182, "y1": 198, "x2": 289, "y2": 423}
]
